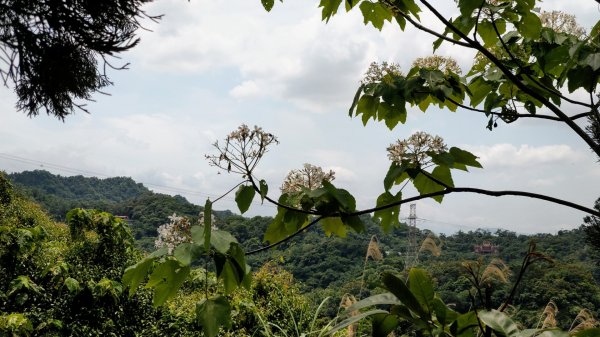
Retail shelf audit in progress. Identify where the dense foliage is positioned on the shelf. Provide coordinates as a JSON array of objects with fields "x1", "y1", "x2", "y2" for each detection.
[
  {"x1": 0, "y1": 0, "x2": 158, "y2": 119},
  {"x1": 0, "y1": 173, "x2": 329, "y2": 336}
]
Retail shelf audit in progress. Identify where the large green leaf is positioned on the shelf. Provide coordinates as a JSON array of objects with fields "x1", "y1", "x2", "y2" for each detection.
[
  {"x1": 450, "y1": 147, "x2": 482, "y2": 168},
  {"x1": 196, "y1": 296, "x2": 232, "y2": 337},
  {"x1": 518, "y1": 12, "x2": 541, "y2": 39},
  {"x1": 235, "y1": 185, "x2": 255, "y2": 214},
  {"x1": 478, "y1": 310, "x2": 519, "y2": 337},
  {"x1": 458, "y1": 0, "x2": 480, "y2": 16},
  {"x1": 341, "y1": 215, "x2": 366, "y2": 233},
  {"x1": 359, "y1": 1, "x2": 392, "y2": 31},
  {"x1": 572, "y1": 329, "x2": 600, "y2": 337},
  {"x1": 381, "y1": 272, "x2": 428, "y2": 318},
  {"x1": 174, "y1": 243, "x2": 203, "y2": 266},
  {"x1": 408, "y1": 268, "x2": 435, "y2": 315},
  {"x1": 211, "y1": 230, "x2": 238, "y2": 254},
  {"x1": 146, "y1": 259, "x2": 190, "y2": 307},
  {"x1": 478, "y1": 20, "x2": 497, "y2": 47},
  {"x1": 328, "y1": 309, "x2": 389, "y2": 336},
  {"x1": 372, "y1": 313, "x2": 399, "y2": 337},
  {"x1": 322, "y1": 181, "x2": 356, "y2": 212},
  {"x1": 122, "y1": 247, "x2": 167, "y2": 296},
  {"x1": 412, "y1": 168, "x2": 450, "y2": 203},
  {"x1": 322, "y1": 217, "x2": 347, "y2": 237},
  {"x1": 450, "y1": 311, "x2": 478, "y2": 337},
  {"x1": 346, "y1": 293, "x2": 401, "y2": 313},
  {"x1": 373, "y1": 191, "x2": 402, "y2": 233},
  {"x1": 319, "y1": 0, "x2": 343, "y2": 22}
]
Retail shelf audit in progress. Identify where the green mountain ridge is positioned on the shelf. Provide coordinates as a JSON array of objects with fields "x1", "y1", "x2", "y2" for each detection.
[{"x1": 6, "y1": 169, "x2": 600, "y2": 327}]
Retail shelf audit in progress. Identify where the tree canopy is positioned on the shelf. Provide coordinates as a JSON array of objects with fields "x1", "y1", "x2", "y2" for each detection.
[{"x1": 0, "y1": 0, "x2": 158, "y2": 119}]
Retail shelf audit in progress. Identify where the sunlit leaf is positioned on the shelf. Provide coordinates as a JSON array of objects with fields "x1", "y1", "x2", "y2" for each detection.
[
  {"x1": 196, "y1": 296, "x2": 232, "y2": 337},
  {"x1": 235, "y1": 185, "x2": 255, "y2": 214}
]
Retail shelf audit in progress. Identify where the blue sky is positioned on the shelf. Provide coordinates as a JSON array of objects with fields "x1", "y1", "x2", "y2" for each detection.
[{"x1": 1, "y1": 0, "x2": 599, "y2": 234}]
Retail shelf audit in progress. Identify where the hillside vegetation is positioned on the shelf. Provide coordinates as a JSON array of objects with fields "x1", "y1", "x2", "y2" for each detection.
[{"x1": 6, "y1": 170, "x2": 600, "y2": 330}]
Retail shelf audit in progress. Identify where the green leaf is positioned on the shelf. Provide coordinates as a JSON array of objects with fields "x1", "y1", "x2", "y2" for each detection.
[
  {"x1": 583, "y1": 53, "x2": 600, "y2": 71},
  {"x1": 174, "y1": 243, "x2": 203, "y2": 266},
  {"x1": 458, "y1": 0, "x2": 480, "y2": 16},
  {"x1": 373, "y1": 191, "x2": 402, "y2": 233},
  {"x1": 384, "y1": 162, "x2": 410, "y2": 191},
  {"x1": 264, "y1": 198, "x2": 309, "y2": 244},
  {"x1": 478, "y1": 310, "x2": 519, "y2": 337},
  {"x1": 432, "y1": 297, "x2": 457, "y2": 326},
  {"x1": 356, "y1": 94, "x2": 379, "y2": 125},
  {"x1": 261, "y1": 0, "x2": 274, "y2": 12},
  {"x1": 235, "y1": 185, "x2": 255, "y2": 214},
  {"x1": 204, "y1": 199, "x2": 212, "y2": 251},
  {"x1": 63, "y1": 277, "x2": 80, "y2": 293},
  {"x1": 196, "y1": 296, "x2": 232, "y2": 337},
  {"x1": 328, "y1": 309, "x2": 389, "y2": 336},
  {"x1": 346, "y1": 293, "x2": 401, "y2": 313},
  {"x1": 146, "y1": 259, "x2": 190, "y2": 307},
  {"x1": 572, "y1": 329, "x2": 600, "y2": 337},
  {"x1": 216, "y1": 258, "x2": 240, "y2": 294},
  {"x1": 408, "y1": 268, "x2": 435, "y2": 315},
  {"x1": 412, "y1": 167, "x2": 452, "y2": 203},
  {"x1": 450, "y1": 311, "x2": 479, "y2": 336},
  {"x1": 381, "y1": 272, "x2": 428, "y2": 318},
  {"x1": 349, "y1": 85, "x2": 364, "y2": 116},
  {"x1": 468, "y1": 77, "x2": 493, "y2": 107},
  {"x1": 319, "y1": 0, "x2": 342, "y2": 22},
  {"x1": 322, "y1": 217, "x2": 347, "y2": 237},
  {"x1": 341, "y1": 215, "x2": 366, "y2": 233},
  {"x1": 372, "y1": 313, "x2": 399, "y2": 337},
  {"x1": 322, "y1": 181, "x2": 356, "y2": 212},
  {"x1": 478, "y1": 20, "x2": 497, "y2": 47},
  {"x1": 259, "y1": 180, "x2": 268, "y2": 204},
  {"x1": 449, "y1": 147, "x2": 482, "y2": 168},
  {"x1": 359, "y1": 1, "x2": 392, "y2": 31},
  {"x1": 518, "y1": 12, "x2": 541, "y2": 39},
  {"x1": 211, "y1": 230, "x2": 238, "y2": 254},
  {"x1": 567, "y1": 66, "x2": 596, "y2": 93},
  {"x1": 122, "y1": 248, "x2": 167, "y2": 297}
]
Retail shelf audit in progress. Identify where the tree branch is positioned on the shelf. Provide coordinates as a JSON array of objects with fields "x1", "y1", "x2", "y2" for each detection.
[
  {"x1": 246, "y1": 216, "x2": 324, "y2": 255},
  {"x1": 418, "y1": 0, "x2": 600, "y2": 157}
]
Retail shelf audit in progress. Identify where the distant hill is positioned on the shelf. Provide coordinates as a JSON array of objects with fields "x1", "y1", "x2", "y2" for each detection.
[
  {"x1": 7, "y1": 170, "x2": 204, "y2": 250},
  {"x1": 5, "y1": 170, "x2": 600, "y2": 326}
]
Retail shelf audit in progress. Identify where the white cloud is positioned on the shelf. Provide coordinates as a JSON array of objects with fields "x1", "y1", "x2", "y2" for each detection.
[
  {"x1": 229, "y1": 80, "x2": 261, "y2": 99},
  {"x1": 468, "y1": 144, "x2": 584, "y2": 168}
]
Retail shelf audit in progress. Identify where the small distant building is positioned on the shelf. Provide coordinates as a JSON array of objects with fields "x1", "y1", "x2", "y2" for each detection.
[
  {"x1": 114, "y1": 215, "x2": 130, "y2": 221},
  {"x1": 474, "y1": 241, "x2": 499, "y2": 254}
]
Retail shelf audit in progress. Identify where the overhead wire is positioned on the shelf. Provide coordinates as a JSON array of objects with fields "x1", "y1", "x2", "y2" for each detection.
[{"x1": 0, "y1": 152, "x2": 277, "y2": 209}]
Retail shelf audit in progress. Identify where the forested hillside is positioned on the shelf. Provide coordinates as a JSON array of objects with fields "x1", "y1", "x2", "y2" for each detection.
[{"x1": 6, "y1": 170, "x2": 600, "y2": 330}]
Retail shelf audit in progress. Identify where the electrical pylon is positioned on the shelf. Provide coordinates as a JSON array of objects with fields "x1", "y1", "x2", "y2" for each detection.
[{"x1": 404, "y1": 203, "x2": 418, "y2": 270}]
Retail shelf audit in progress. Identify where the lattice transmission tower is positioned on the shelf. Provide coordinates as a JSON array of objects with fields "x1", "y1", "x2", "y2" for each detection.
[{"x1": 404, "y1": 203, "x2": 418, "y2": 270}]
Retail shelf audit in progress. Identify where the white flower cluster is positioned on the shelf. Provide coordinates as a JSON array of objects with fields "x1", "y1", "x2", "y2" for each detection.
[
  {"x1": 361, "y1": 61, "x2": 402, "y2": 85},
  {"x1": 280, "y1": 163, "x2": 335, "y2": 194},
  {"x1": 387, "y1": 132, "x2": 447, "y2": 167},
  {"x1": 412, "y1": 55, "x2": 462, "y2": 75},
  {"x1": 154, "y1": 213, "x2": 192, "y2": 254},
  {"x1": 206, "y1": 124, "x2": 278, "y2": 176}
]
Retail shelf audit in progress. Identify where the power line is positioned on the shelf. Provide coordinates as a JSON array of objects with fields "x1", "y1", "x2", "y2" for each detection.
[{"x1": 0, "y1": 152, "x2": 277, "y2": 209}]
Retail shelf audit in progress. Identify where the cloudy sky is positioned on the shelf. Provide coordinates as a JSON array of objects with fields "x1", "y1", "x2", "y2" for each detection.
[{"x1": 1, "y1": 0, "x2": 599, "y2": 234}]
